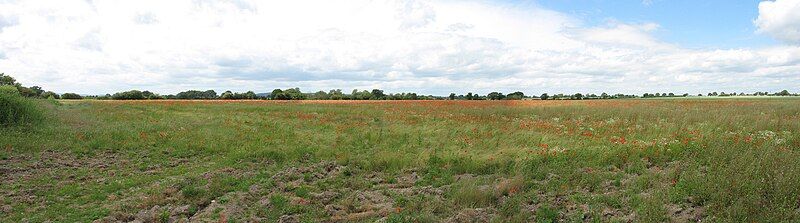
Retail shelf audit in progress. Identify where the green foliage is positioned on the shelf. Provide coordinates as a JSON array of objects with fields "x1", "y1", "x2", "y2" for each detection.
[
  {"x1": 0, "y1": 85, "x2": 19, "y2": 95},
  {"x1": 270, "y1": 88, "x2": 305, "y2": 100},
  {"x1": 487, "y1": 92, "x2": 505, "y2": 100},
  {"x1": 0, "y1": 73, "x2": 18, "y2": 86},
  {"x1": 176, "y1": 90, "x2": 217, "y2": 99},
  {"x1": 41, "y1": 91, "x2": 60, "y2": 99},
  {"x1": 0, "y1": 86, "x2": 43, "y2": 127},
  {"x1": 60, "y1": 93, "x2": 83, "y2": 100},
  {"x1": 2, "y1": 99, "x2": 800, "y2": 222},
  {"x1": 112, "y1": 90, "x2": 146, "y2": 100},
  {"x1": 506, "y1": 91, "x2": 525, "y2": 100}
]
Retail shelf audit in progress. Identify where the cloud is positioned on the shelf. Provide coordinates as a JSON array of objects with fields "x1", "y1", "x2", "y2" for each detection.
[
  {"x1": 0, "y1": 0, "x2": 798, "y2": 95},
  {"x1": 755, "y1": 0, "x2": 800, "y2": 44}
]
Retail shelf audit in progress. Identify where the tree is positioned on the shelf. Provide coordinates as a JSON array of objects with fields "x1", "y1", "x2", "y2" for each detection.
[
  {"x1": 142, "y1": 91, "x2": 157, "y2": 99},
  {"x1": 0, "y1": 73, "x2": 18, "y2": 86},
  {"x1": 370, "y1": 89, "x2": 385, "y2": 100},
  {"x1": 284, "y1": 88, "x2": 305, "y2": 100},
  {"x1": 351, "y1": 89, "x2": 371, "y2": 100},
  {"x1": 540, "y1": 93, "x2": 549, "y2": 100},
  {"x1": 573, "y1": 93, "x2": 584, "y2": 100},
  {"x1": 176, "y1": 90, "x2": 217, "y2": 99},
  {"x1": 220, "y1": 91, "x2": 234, "y2": 99},
  {"x1": 17, "y1": 87, "x2": 37, "y2": 97},
  {"x1": 329, "y1": 89, "x2": 345, "y2": 100},
  {"x1": 312, "y1": 91, "x2": 329, "y2": 100},
  {"x1": 41, "y1": 91, "x2": 60, "y2": 99},
  {"x1": 600, "y1": 92, "x2": 609, "y2": 99},
  {"x1": 487, "y1": 92, "x2": 505, "y2": 100},
  {"x1": 30, "y1": 86, "x2": 44, "y2": 97},
  {"x1": 61, "y1": 93, "x2": 83, "y2": 100},
  {"x1": 507, "y1": 91, "x2": 524, "y2": 100},
  {"x1": 112, "y1": 90, "x2": 145, "y2": 100},
  {"x1": 466, "y1": 92, "x2": 474, "y2": 100},
  {"x1": 778, "y1": 90, "x2": 790, "y2": 96},
  {"x1": 448, "y1": 93, "x2": 456, "y2": 100}
]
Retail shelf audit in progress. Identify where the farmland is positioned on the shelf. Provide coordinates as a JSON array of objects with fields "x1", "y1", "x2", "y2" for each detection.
[{"x1": 1, "y1": 99, "x2": 799, "y2": 222}]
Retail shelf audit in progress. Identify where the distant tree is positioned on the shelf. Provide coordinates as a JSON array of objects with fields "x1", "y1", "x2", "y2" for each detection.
[
  {"x1": 284, "y1": 88, "x2": 305, "y2": 100},
  {"x1": 112, "y1": 90, "x2": 145, "y2": 100},
  {"x1": 466, "y1": 92, "x2": 474, "y2": 100},
  {"x1": 220, "y1": 91, "x2": 234, "y2": 99},
  {"x1": 270, "y1": 89, "x2": 286, "y2": 100},
  {"x1": 351, "y1": 89, "x2": 371, "y2": 100},
  {"x1": 370, "y1": 89, "x2": 385, "y2": 100},
  {"x1": 507, "y1": 91, "x2": 524, "y2": 100},
  {"x1": 29, "y1": 86, "x2": 44, "y2": 97},
  {"x1": 540, "y1": 93, "x2": 549, "y2": 100},
  {"x1": 312, "y1": 91, "x2": 329, "y2": 100},
  {"x1": 0, "y1": 73, "x2": 18, "y2": 86},
  {"x1": 61, "y1": 93, "x2": 83, "y2": 100},
  {"x1": 600, "y1": 92, "x2": 609, "y2": 99},
  {"x1": 448, "y1": 93, "x2": 456, "y2": 100},
  {"x1": 329, "y1": 89, "x2": 345, "y2": 100},
  {"x1": 487, "y1": 92, "x2": 505, "y2": 100},
  {"x1": 17, "y1": 87, "x2": 37, "y2": 97},
  {"x1": 41, "y1": 91, "x2": 60, "y2": 99},
  {"x1": 176, "y1": 90, "x2": 218, "y2": 99},
  {"x1": 778, "y1": 90, "x2": 790, "y2": 96},
  {"x1": 573, "y1": 93, "x2": 584, "y2": 100}
]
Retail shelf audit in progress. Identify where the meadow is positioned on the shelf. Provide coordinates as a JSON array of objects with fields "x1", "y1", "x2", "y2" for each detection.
[{"x1": 1, "y1": 99, "x2": 799, "y2": 222}]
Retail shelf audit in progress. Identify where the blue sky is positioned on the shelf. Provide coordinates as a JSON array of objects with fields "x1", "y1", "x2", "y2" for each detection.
[
  {"x1": 0, "y1": 0, "x2": 798, "y2": 95},
  {"x1": 512, "y1": 0, "x2": 773, "y2": 49}
]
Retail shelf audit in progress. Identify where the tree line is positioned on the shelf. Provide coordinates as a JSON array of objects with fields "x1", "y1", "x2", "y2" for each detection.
[
  {"x1": 1, "y1": 73, "x2": 83, "y2": 100},
  {"x1": 2, "y1": 73, "x2": 798, "y2": 101}
]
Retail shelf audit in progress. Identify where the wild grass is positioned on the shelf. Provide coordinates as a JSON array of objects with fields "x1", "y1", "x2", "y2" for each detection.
[
  {"x1": 0, "y1": 85, "x2": 44, "y2": 127},
  {"x1": 0, "y1": 99, "x2": 798, "y2": 222}
]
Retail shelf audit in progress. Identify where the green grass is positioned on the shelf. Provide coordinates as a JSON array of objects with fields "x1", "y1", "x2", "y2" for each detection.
[{"x1": 1, "y1": 99, "x2": 799, "y2": 222}]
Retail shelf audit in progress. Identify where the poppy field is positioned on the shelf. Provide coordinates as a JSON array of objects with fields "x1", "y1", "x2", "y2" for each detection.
[{"x1": 1, "y1": 99, "x2": 799, "y2": 222}]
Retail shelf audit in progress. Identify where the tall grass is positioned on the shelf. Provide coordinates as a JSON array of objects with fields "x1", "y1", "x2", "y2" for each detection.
[{"x1": 0, "y1": 85, "x2": 43, "y2": 127}]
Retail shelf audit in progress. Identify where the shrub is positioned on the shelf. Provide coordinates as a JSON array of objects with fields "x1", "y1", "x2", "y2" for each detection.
[
  {"x1": 0, "y1": 85, "x2": 19, "y2": 95},
  {"x1": 1, "y1": 86, "x2": 43, "y2": 127}
]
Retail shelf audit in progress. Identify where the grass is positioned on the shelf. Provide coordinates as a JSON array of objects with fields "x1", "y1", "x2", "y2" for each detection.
[{"x1": 1, "y1": 99, "x2": 799, "y2": 222}]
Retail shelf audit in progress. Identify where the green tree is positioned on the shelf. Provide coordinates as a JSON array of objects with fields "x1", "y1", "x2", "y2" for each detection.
[
  {"x1": 41, "y1": 91, "x2": 60, "y2": 99},
  {"x1": 270, "y1": 89, "x2": 286, "y2": 100},
  {"x1": 370, "y1": 89, "x2": 385, "y2": 100},
  {"x1": 487, "y1": 92, "x2": 505, "y2": 100},
  {"x1": 540, "y1": 93, "x2": 549, "y2": 100},
  {"x1": 61, "y1": 93, "x2": 83, "y2": 100},
  {"x1": 30, "y1": 86, "x2": 44, "y2": 97},
  {"x1": 507, "y1": 91, "x2": 525, "y2": 100},
  {"x1": 0, "y1": 73, "x2": 18, "y2": 86},
  {"x1": 220, "y1": 91, "x2": 234, "y2": 99}
]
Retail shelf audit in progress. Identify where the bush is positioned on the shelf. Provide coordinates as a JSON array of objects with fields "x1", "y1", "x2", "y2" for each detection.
[
  {"x1": 1, "y1": 86, "x2": 43, "y2": 127},
  {"x1": 0, "y1": 85, "x2": 19, "y2": 95}
]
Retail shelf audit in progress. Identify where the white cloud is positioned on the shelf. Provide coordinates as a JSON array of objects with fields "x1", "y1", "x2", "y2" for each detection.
[
  {"x1": 0, "y1": 0, "x2": 798, "y2": 95},
  {"x1": 755, "y1": 0, "x2": 800, "y2": 44}
]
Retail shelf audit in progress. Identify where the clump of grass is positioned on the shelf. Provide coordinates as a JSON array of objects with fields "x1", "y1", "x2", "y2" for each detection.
[
  {"x1": 449, "y1": 179, "x2": 498, "y2": 208},
  {"x1": 0, "y1": 85, "x2": 43, "y2": 127}
]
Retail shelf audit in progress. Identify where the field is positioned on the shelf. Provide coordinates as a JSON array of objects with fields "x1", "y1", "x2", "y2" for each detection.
[{"x1": 2, "y1": 99, "x2": 799, "y2": 222}]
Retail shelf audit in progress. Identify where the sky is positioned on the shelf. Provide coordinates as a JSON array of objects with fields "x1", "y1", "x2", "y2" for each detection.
[{"x1": 0, "y1": 0, "x2": 799, "y2": 96}]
